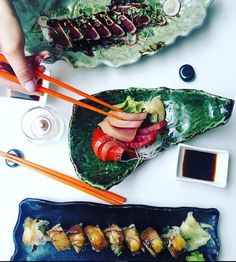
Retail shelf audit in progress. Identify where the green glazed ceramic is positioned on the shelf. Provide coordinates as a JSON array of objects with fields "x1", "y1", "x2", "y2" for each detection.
[
  {"x1": 68, "y1": 87, "x2": 234, "y2": 190},
  {"x1": 12, "y1": 0, "x2": 213, "y2": 68}
]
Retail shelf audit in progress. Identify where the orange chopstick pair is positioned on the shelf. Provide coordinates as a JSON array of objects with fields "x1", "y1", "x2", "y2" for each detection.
[
  {"x1": 0, "y1": 151, "x2": 126, "y2": 205},
  {"x1": 0, "y1": 54, "x2": 122, "y2": 120}
]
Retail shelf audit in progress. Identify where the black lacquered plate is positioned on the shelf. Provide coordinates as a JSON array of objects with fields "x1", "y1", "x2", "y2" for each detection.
[{"x1": 11, "y1": 198, "x2": 220, "y2": 261}]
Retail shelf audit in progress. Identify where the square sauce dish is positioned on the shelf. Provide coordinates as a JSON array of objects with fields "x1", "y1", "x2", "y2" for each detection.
[{"x1": 176, "y1": 144, "x2": 229, "y2": 188}]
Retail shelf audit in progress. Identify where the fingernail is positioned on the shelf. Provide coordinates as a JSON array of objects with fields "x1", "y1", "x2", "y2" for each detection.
[{"x1": 24, "y1": 80, "x2": 36, "y2": 92}]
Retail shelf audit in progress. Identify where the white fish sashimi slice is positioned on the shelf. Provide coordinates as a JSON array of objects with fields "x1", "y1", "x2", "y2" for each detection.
[
  {"x1": 98, "y1": 119, "x2": 137, "y2": 142},
  {"x1": 109, "y1": 111, "x2": 147, "y2": 121},
  {"x1": 106, "y1": 116, "x2": 143, "y2": 128}
]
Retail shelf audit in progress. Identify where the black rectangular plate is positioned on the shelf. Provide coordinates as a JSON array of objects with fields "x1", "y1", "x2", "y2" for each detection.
[{"x1": 11, "y1": 198, "x2": 220, "y2": 261}]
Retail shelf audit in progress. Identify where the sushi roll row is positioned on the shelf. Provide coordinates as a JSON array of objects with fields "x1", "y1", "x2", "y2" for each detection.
[{"x1": 22, "y1": 218, "x2": 187, "y2": 258}]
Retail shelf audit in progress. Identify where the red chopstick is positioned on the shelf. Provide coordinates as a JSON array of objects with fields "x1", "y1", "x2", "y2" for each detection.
[
  {"x1": 0, "y1": 54, "x2": 123, "y2": 119},
  {"x1": 0, "y1": 151, "x2": 126, "y2": 205}
]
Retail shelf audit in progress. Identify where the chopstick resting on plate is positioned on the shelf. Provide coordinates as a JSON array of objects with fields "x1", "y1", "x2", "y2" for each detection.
[
  {"x1": 0, "y1": 151, "x2": 126, "y2": 205},
  {"x1": 0, "y1": 54, "x2": 122, "y2": 120}
]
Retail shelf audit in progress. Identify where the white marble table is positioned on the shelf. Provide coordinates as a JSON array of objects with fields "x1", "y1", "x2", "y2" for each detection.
[{"x1": 0, "y1": 0, "x2": 236, "y2": 260}]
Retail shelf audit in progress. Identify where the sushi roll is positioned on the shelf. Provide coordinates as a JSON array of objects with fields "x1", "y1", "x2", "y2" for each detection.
[
  {"x1": 22, "y1": 217, "x2": 49, "y2": 249},
  {"x1": 84, "y1": 225, "x2": 108, "y2": 252},
  {"x1": 104, "y1": 224, "x2": 125, "y2": 256},
  {"x1": 47, "y1": 224, "x2": 71, "y2": 251},
  {"x1": 162, "y1": 226, "x2": 186, "y2": 259},
  {"x1": 124, "y1": 224, "x2": 144, "y2": 255},
  {"x1": 68, "y1": 224, "x2": 85, "y2": 253},
  {"x1": 141, "y1": 227, "x2": 163, "y2": 257}
]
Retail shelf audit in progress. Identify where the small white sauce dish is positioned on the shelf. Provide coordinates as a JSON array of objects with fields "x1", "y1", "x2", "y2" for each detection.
[{"x1": 176, "y1": 143, "x2": 229, "y2": 188}]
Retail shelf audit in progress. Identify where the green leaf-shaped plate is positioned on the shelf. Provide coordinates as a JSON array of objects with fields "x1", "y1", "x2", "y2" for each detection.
[
  {"x1": 68, "y1": 87, "x2": 234, "y2": 190},
  {"x1": 12, "y1": 0, "x2": 213, "y2": 68}
]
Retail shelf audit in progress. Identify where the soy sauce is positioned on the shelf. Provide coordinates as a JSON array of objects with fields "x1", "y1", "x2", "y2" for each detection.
[{"x1": 182, "y1": 150, "x2": 217, "y2": 182}]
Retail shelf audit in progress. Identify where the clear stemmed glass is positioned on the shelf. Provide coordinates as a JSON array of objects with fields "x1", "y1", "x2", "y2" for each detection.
[{"x1": 21, "y1": 106, "x2": 64, "y2": 145}]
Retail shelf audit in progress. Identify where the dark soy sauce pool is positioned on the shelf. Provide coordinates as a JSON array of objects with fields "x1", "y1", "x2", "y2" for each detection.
[{"x1": 182, "y1": 150, "x2": 217, "y2": 182}]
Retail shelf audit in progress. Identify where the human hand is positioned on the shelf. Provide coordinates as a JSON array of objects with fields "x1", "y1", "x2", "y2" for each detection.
[
  {"x1": 0, "y1": 0, "x2": 49, "y2": 95},
  {"x1": 0, "y1": 51, "x2": 51, "y2": 96}
]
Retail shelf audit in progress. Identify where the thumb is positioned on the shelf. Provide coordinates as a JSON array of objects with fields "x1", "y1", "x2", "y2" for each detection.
[{"x1": 5, "y1": 49, "x2": 36, "y2": 92}]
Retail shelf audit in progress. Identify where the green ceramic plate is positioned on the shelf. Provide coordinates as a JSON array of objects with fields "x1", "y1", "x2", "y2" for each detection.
[
  {"x1": 68, "y1": 87, "x2": 234, "y2": 190},
  {"x1": 12, "y1": 0, "x2": 213, "y2": 68}
]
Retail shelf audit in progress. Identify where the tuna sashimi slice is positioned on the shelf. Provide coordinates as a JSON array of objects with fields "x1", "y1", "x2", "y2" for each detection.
[
  {"x1": 98, "y1": 14, "x2": 125, "y2": 37},
  {"x1": 126, "y1": 138, "x2": 156, "y2": 149},
  {"x1": 64, "y1": 19, "x2": 84, "y2": 41},
  {"x1": 114, "y1": 13, "x2": 137, "y2": 34},
  {"x1": 126, "y1": 131, "x2": 159, "y2": 148},
  {"x1": 133, "y1": 15, "x2": 151, "y2": 27},
  {"x1": 90, "y1": 19, "x2": 111, "y2": 38},
  {"x1": 77, "y1": 18, "x2": 100, "y2": 41},
  {"x1": 134, "y1": 131, "x2": 158, "y2": 143},
  {"x1": 46, "y1": 20, "x2": 72, "y2": 50},
  {"x1": 137, "y1": 120, "x2": 167, "y2": 135},
  {"x1": 98, "y1": 119, "x2": 138, "y2": 142}
]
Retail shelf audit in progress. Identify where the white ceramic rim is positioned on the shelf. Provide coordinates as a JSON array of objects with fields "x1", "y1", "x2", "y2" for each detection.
[{"x1": 176, "y1": 143, "x2": 229, "y2": 188}]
